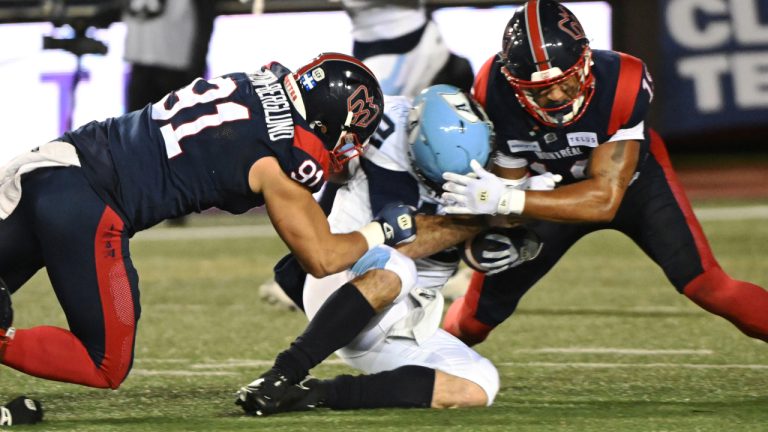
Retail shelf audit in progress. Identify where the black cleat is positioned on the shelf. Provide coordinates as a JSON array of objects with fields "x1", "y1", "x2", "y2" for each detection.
[
  {"x1": 0, "y1": 396, "x2": 44, "y2": 426},
  {"x1": 236, "y1": 372, "x2": 324, "y2": 417}
]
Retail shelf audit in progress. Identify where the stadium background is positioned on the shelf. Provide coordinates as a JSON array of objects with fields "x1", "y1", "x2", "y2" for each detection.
[
  {"x1": 0, "y1": 0, "x2": 766, "y2": 195},
  {"x1": 0, "y1": 2, "x2": 766, "y2": 431}
]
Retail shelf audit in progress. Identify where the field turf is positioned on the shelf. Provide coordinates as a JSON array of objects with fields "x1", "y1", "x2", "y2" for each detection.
[{"x1": 2, "y1": 201, "x2": 767, "y2": 431}]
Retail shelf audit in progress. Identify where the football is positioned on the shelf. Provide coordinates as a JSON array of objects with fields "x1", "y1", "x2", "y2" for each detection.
[{"x1": 459, "y1": 227, "x2": 542, "y2": 273}]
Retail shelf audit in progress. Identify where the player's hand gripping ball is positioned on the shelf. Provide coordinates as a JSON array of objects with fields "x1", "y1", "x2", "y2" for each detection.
[{"x1": 459, "y1": 226, "x2": 542, "y2": 275}]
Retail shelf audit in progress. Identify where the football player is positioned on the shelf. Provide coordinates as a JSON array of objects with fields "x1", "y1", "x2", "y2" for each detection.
[
  {"x1": 236, "y1": 85, "x2": 552, "y2": 416},
  {"x1": 0, "y1": 53, "x2": 420, "y2": 393},
  {"x1": 342, "y1": 0, "x2": 474, "y2": 99},
  {"x1": 440, "y1": 0, "x2": 768, "y2": 345}
]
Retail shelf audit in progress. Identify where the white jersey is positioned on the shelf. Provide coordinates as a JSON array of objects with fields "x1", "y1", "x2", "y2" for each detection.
[
  {"x1": 341, "y1": 0, "x2": 425, "y2": 40},
  {"x1": 326, "y1": 95, "x2": 459, "y2": 291},
  {"x1": 302, "y1": 94, "x2": 498, "y2": 404},
  {"x1": 341, "y1": 0, "x2": 451, "y2": 98}
]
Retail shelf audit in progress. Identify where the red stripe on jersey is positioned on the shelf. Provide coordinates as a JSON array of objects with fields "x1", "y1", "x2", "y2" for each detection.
[
  {"x1": 648, "y1": 130, "x2": 717, "y2": 271},
  {"x1": 607, "y1": 52, "x2": 644, "y2": 136},
  {"x1": 525, "y1": 0, "x2": 550, "y2": 71},
  {"x1": 94, "y1": 206, "x2": 136, "y2": 388},
  {"x1": 473, "y1": 56, "x2": 496, "y2": 107},
  {"x1": 293, "y1": 125, "x2": 331, "y2": 179}
]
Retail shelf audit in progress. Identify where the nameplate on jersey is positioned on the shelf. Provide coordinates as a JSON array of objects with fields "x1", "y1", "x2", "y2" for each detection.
[
  {"x1": 566, "y1": 132, "x2": 599, "y2": 148},
  {"x1": 505, "y1": 140, "x2": 541, "y2": 153},
  {"x1": 249, "y1": 71, "x2": 294, "y2": 142}
]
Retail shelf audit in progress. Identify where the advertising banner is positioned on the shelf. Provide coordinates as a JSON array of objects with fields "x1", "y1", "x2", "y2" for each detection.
[{"x1": 659, "y1": 0, "x2": 768, "y2": 135}]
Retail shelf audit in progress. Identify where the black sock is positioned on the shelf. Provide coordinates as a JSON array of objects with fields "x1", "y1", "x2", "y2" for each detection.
[
  {"x1": 321, "y1": 365, "x2": 436, "y2": 410},
  {"x1": 272, "y1": 283, "x2": 375, "y2": 383}
]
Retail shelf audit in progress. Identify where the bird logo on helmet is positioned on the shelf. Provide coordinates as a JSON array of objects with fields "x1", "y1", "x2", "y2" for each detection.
[
  {"x1": 284, "y1": 53, "x2": 384, "y2": 171},
  {"x1": 407, "y1": 84, "x2": 494, "y2": 193},
  {"x1": 499, "y1": 0, "x2": 595, "y2": 128}
]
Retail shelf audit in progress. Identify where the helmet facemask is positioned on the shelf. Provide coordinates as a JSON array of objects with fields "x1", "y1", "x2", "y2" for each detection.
[
  {"x1": 328, "y1": 112, "x2": 368, "y2": 172},
  {"x1": 502, "y1": 46, "x2": 595, "y2": 128}
]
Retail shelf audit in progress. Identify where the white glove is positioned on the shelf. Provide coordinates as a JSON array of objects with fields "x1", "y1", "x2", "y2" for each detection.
[
  {"x1": 441, "y1": 160, "x2": 525, "y2": 215},
  {"x1": 525, "y1": 172, "x2": 563, "y2": 191}
]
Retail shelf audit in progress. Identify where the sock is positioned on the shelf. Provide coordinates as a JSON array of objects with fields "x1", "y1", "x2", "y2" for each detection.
[
  {"x1": 322, "y1": 365, "x2": 436, "y2": 410},
  {"x1": 684, "y1": 267, "x2": 768, "y2": 342},
  {"x1": 442, "y1": 272, "x2": 494, "y2": 346},
  {"x1": 1, "y1": 327, "x2": 118, "y2": 388},
  {"x1": 272, "y1": 283, "x2": 375, "y2": 383}
]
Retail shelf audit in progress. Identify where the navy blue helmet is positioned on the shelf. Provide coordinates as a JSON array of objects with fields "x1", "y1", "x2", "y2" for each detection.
[{"x1": 499, "y1": 0, "x2": 595, "y2": 127}]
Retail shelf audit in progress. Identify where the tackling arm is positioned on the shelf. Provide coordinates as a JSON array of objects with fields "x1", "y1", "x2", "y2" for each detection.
[
  {"x1": 443, "y1": 140, "x2": 639, "y2": 224},
  {"x1": 250, "y1": 157, "x2": 369, "y2": 278},
  {"x1": 520, "y1": 140, "x2": 640, "y2": 223},
  {"x1": 396, "y1": 214, "x2": 485, "y2": 260}
]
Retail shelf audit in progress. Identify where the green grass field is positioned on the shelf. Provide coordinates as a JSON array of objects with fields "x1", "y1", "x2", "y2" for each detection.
[{"x1": 2, "y1": 201, "x2": 767, "y2": 431}]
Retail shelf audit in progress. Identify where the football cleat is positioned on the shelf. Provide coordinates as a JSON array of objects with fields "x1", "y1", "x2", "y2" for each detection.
[
  {"x1": 0, "y1": 396, "x2": 44, "y2": 426},
  {"x1": 236, "y1": 369, "x2": 291, "y2": 416},
  {"x1": 258, "y1": 279, "x2": 299, "y2": 311},
  {"x1": 236, "y1": 372, "x2": 324, "y2": 417}
]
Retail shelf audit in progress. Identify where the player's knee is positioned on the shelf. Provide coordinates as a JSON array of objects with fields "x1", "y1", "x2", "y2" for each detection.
[
  {"x1": 432, "y1": 359, "x2": 499, "y2": 408},
  {"x1": 353, "y1": 247, "x2": 416, "y2": 312}
]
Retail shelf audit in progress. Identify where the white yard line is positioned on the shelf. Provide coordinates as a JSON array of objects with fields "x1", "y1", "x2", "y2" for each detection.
[
  {"x1": 131, "y1": 369, "x2": 237, "y2": 376},
  {"x1": 694, "y1": 205, "x2": 768, "y2": 221},
  {"x1": 498, "y1": 362, "x2": 768, "y2": 370},
  {"x1": 513, "y1": 348, "x2": 713, "y2": 355},
  {"x1": 132, "y1": 353, "x2": 768, "y2": 377},
  {"x1": 134, "y1": 224, "x2": 276, "y2": 241},
  {"x1": 133, "y1": 205, "x2": 768, "y2": 242}
]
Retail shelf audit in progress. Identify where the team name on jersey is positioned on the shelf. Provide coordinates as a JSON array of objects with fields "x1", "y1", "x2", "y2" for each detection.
[
  {"x1": 249, "y1": 72, "x2": 294, "y2": 142},
  {"x1": 535, "y1": 147, "x2": 584, "y2": 160}
]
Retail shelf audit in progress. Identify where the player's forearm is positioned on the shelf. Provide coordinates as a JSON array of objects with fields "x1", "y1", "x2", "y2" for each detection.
[
  {"x1": 521, "y1": 180, "x2": 623, "y2": 223},
  {"x1": 396, "y1": 214, "x2": 485, "y2": 259}
]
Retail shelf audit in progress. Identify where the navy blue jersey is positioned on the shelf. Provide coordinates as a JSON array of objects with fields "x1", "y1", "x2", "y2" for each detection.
[
  {"x1": 62, "y1": 62, "x2": 331, "y2": 232},
  {"x1": 474, "y1": 50, "x2": 653, "y2": 185}
]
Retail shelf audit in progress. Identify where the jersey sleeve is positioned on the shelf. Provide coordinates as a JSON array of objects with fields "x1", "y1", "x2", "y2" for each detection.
[{"x1": 607, "y1": 53, "x2": 652, "y2": 140}]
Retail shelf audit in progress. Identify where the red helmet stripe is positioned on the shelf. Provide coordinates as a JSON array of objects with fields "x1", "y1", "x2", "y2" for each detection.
[{"x1": 525, "y1": 0, "x2": 550, "y2": 73}]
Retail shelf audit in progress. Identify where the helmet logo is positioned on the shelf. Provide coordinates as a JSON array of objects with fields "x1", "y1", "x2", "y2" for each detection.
[
  {"x1": 557, "y1": 6, "x2": 586, "y2": 41},
  {"x1": 298, "y1": 67, "x2": 326, "y2": 91},
  {"x1": 347, "y1": 85, "x2": 381, "y2": 129}
]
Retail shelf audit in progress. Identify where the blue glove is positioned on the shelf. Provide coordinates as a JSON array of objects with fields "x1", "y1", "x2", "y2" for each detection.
[
  {"x1": 351, "y1": 245, "x2": 393, "y2": 276},
  {"x1": 374, "y1": 202, "x2": 417, "y2": 246}
]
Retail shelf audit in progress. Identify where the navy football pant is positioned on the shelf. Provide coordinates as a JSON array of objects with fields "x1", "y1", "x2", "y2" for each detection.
[
  {"x1": 0, "y1": 167, "x2": 140, "y2": 388},
  {"x1": 444, "y1": 132, "x2": 768, "y2": 344}
]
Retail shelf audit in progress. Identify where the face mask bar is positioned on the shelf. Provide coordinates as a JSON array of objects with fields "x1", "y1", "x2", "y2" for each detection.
[
  {"x1": 329, "y1": 130, "x2": 366, "y2": 172},
  {"x1": 501, "y1": 47, "x2": 595, "y2": 127}
]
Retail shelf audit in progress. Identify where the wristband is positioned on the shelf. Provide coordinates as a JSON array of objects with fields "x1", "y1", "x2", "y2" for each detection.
[
  {"x1": 357, "y1": 222, "x2": 385, "y2": 250},
  {"x1": 497, "y1": 189, "x2": 525, "y2": 215},
  {"x1": 500, "y1": 174, "x2": 529, "y2": 188}
]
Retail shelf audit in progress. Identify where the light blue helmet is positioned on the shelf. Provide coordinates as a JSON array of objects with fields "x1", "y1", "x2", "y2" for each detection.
[{"x1": 408, "y1": 84, "x2": 494, "y2": 191}]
